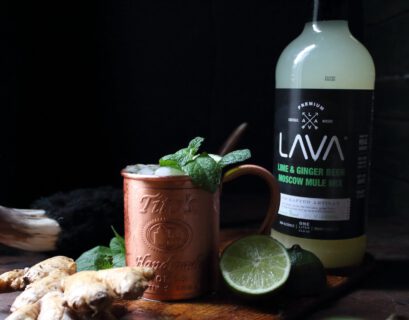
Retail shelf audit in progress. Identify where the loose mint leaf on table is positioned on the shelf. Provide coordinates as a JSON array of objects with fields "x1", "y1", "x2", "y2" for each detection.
[
  {"x1": 76, "y1": 246, "x2": 113, "y2": 271},
  {"x1": 219, "y1": 149, "x2": 251, "y2": 168},
  {"x1": 184, "y1": 153, "x2": 222, "y2": 193},
  {"x1": 76, "y1": 228, "x2": 126, "y2": 271},
  {"x1": 110, "y1": 229, "x2": 126, "y2": 268},
  {"x1": 111, "y1": 227, "x2": 125, "y2": 247}
]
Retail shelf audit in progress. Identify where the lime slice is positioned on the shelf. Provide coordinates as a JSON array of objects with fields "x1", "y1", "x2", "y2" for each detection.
[{"x1": 220, "y1": 235, "x2": 291, "y2": 295}]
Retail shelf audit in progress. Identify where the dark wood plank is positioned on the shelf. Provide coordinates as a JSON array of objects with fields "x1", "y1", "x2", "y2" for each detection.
[
  {"x1": 311, "y1": 216, "x2": 409, "y2": 319},
  {"x1": 373, "y1": 80, "x2": 409, "y2": 119},
  {"x1": 371, "y1": 116, "x2": 409, "y2": 182},
  {"x1": 369, "y1": 80, "x2": 409, "y2": 216},
  {"x1": 370, "y1": 173, "x2": 409, "y2": 216},
  {"x1": 111, "y1": 256, "x2": 373, "y2": 320},
  {"x1": 365, "y1": 11, "x2": 409, "y2": 76},
  {"x1": 363, "y1": 0, "x2": 409, "y2": 25}
]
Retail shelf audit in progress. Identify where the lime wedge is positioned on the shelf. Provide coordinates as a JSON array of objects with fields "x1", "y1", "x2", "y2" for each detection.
[{"x1": 220, "y1": 235, "x2": 291, "y2": 295}]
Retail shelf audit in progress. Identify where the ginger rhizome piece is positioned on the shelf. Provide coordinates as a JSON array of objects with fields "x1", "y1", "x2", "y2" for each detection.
[
  {"x1": 0, "y1": 256, "x2": 76, "y2": 294},
  {"x1": 11, "y1": 270, "x2": 68, "y2": 312},
  {"x1": 4, "y1": 301, "x2": 41, "y2": 320},
  {"x1": 1, "y1": 256, "x2": 154, "y2": 320},
  {"x1": 0, "y1": 269, "x2": 27, "y2": 292},
  {"x1": 23, "y1": 256, "x2": 76, "y2": 284},
  {"x1": 63, "y1": 267, "x2": 154, "y2": 316},
  {"x1": 37, "y1": 292, "x2": 76, "y2": 320},
  {"x1": 97, "y1": 267, "x2": 153, "y2": 300}
]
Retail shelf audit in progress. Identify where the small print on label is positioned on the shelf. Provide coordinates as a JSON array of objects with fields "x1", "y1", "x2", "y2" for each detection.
[{"x1": 279, "y1": 193, "x2": 350, "y2": 221}]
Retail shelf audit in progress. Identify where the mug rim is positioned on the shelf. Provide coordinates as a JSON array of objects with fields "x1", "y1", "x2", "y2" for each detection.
[{"x1": 121, "y1": 169, "x2": 192, "y2": 182}]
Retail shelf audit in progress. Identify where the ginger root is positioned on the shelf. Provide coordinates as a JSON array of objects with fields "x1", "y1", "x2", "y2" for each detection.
[
  {"x1": 0, "y1": 256, "x2": 76, "y2": 294},
  {"x1": 4, "y1": 302, "x2": 41, "y2": 320},
  {"x1": 63, "y1": 270, "x2": 112, "y2": 316},
  {"x1": 2, "y1": 256, "x2": 154, "y2": 320},
  {"x1": 37, "y1": 292, "x2": 76, "y2": 320},
  {"x1": 63, "y1": 267, "x2": 153, "y2": 316},
  {"x1": 11, "y1": 270, "x2": 68, "y2": 312},
  {"x1": 97, "y1": 267, "x2": 153, "y2": 300},
  {"x1": 0, "y1": 269, "x2": 27, "y2": 292},
  {"x1": 23, "y1": 256, "x2": 76, "y2": 284}
]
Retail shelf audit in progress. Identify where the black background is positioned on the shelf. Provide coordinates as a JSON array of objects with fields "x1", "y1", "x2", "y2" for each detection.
[{"x1": 1, "y1": 1, "x2": 365, "y2": 207}]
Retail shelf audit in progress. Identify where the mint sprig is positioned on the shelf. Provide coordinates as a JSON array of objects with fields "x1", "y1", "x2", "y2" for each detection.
[{"x1": 159, "y1": 137, "x2": 251, "y2": 192}]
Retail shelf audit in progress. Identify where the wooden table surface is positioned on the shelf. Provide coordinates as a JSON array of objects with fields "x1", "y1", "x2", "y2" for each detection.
[
  {"x1": 309, "y1": 216, "x2": 409, "y2": 320},
  {"x1": 0, "y1": 216, "x2": 408, "y2": 319}
]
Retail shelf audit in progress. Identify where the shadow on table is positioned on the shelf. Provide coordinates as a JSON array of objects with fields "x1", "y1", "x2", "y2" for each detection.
[{"x1": 361, "y1": 259, "x2": 409, "y2": 291}]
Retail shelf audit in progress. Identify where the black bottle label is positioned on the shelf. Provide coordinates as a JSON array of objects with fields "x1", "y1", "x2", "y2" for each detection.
[{"x1": 273, "y1": 89, "x2": 373, "y2": 240}]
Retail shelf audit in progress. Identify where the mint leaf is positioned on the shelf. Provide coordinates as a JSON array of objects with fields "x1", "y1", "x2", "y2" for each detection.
[
  {"x1": 159, "y1": 137, "x2": 203, "y2": 168},
  {"x1": 183, "y1": 153, "x2": 222, "y2": 193},
  {"x1": 159, "y1": 157, "x2": 181, "y2": 169},
  {"x1": 111, "y1": 227, "x2": 125, "y2": 248},
  {"x1": 110, "y1": 227, "x2": 126, "y2": 268},
  {"x1": 219, "y1": 149, "x2": 251, "y2": 168},
  {"x1": 159, "y1": 151, "x2": 186, "y2": 168},
  {"x1": 76, "y1": 246, "x2": 113, "y2": 271},
  {"x1": 110, "y1": 237, "x2": 126, "y2": 268},
  {"x1": 76, "y1": 228, "x2": 126, "y2": 271},
  {"x1": 187, "y1": 137, "x2": 204, "y2": 153}
]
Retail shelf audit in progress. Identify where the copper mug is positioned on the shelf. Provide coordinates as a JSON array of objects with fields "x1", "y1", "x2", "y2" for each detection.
[{"x1": 122, "y1": 164, "x2": 280, "y2": 301}]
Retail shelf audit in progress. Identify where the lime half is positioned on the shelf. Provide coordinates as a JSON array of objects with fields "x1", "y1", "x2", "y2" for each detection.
[
  {"x1": 286, "y1": 244, "x2": 327, "y2": 296},
  {"x1": 220, "y1": 235, "x2": 291, "y2": 295}
]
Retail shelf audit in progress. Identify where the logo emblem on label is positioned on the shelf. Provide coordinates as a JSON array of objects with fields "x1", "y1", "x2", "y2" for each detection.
[
  {"x1": 287, "y1": 101, "x2": 334, "y2": 130},
  {"x1": 301, "y1": 112, "x2": 319, "y2": 130},
  {"x1": 144, "y1": 219, "x2": 192, "y2": 251}
]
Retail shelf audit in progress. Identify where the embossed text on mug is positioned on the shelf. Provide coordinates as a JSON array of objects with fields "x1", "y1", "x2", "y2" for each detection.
[{"x1": 139, "y1": 192, "x2": 198, "y2": 215}]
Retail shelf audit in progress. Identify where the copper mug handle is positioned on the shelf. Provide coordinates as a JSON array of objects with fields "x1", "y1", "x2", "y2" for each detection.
[{"x1": 222, "y1": 164, "x2": 281, "y2": 234}]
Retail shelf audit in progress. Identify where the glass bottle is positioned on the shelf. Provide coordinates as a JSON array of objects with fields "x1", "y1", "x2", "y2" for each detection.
[{"x1": 271, "y1": 0, "x2": 375, "y2": 268}]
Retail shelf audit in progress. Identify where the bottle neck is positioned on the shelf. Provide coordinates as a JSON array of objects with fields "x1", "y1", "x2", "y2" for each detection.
[
  {"x1": 303, "y1": 20, "x2": 351, "y2": 35},
  {"x1": 310, "y1": 0, "x2": 349, "y2": 23}
]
